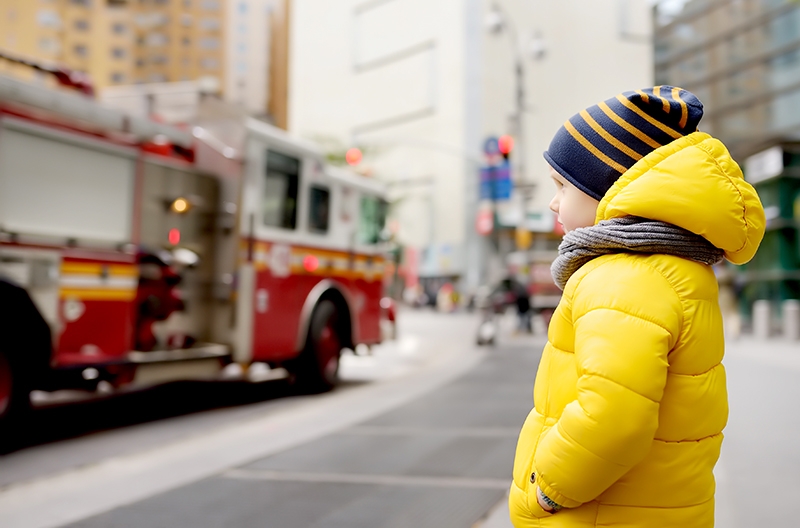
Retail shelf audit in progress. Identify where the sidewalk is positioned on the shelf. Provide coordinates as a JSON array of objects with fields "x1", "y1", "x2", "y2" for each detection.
[{"x1": 477, "y1": 333, "x2": 800, "y2": 528}]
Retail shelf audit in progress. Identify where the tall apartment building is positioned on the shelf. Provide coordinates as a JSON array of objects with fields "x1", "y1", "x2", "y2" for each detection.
[
  {"x1": 654, "y1": 0, "x2": 800, "y2": 159},
  {"x1": 131, "y1": 0, "x2": 225, "y2": 86},
  {"x1": 0, "y1": 0, "x2": 289, "y2": 123},
  {"x1": 654, "y1": 0, "x2": 800, "y2": 327},
  {"x1": 0, "y1": 0, "x2": 225, "y2": 92}
]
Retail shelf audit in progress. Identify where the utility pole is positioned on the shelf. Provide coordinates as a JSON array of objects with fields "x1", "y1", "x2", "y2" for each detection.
[{"x1": 486, "y1": 2, "x2": 545, "y2": 254}]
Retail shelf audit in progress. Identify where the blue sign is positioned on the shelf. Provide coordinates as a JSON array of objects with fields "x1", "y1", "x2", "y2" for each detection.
[
  {"x1": 483, "y1": 136, "x2": 500, "y2": 156},
  {"x1": 479, "y1": 161, "x2": 512, "y2": 200}
]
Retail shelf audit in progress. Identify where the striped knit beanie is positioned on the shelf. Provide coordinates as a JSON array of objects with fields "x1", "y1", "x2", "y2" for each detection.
[{"x1": 544, "y1": 86, "x2": 704, "y2": 201}]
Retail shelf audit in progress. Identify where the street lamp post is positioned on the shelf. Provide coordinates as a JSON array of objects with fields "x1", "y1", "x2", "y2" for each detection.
[{"x1": 486, "y1": 2, "x2": 546, "y2": 218}]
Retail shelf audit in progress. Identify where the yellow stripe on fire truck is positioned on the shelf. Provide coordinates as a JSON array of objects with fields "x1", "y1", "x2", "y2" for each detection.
[
  {"x1": 59, "y1": 263, "x2": 138, "y2": 301},
  {"x1": 242, "y1": 239, "x2": 385, "y2": 280}
]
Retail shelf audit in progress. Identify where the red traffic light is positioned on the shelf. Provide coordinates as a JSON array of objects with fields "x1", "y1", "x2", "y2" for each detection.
[
  {"x1": 345, "y1": 148, "x2": 362, "y2": 166},
  {"x1": 498, "y1": 135, "x2": 514, "y2": 155},
  {"x1": 168, "y1": 228, "x2": 181, "y2": 245}
]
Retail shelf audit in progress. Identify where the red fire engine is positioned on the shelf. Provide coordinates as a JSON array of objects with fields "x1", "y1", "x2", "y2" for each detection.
[{"x1": 0, "y1": 73, "x2": 390, "y2": 429}]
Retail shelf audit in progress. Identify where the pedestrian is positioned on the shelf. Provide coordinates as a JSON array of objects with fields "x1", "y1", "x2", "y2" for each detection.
[
  {"x1": 511, "y1": 277, "x2": 532, "y2": 334},
  {"x1": 509, "y1": 86, "x2": 765, "y2": 527}
]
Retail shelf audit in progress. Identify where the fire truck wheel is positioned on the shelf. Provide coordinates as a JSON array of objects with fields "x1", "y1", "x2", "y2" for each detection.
[
  {"x1": 0, "y1": 350, "x2": 31, "y2": 441},
  {"x1": 295, "y1": 300, "x2": 343, "y2": 392}
]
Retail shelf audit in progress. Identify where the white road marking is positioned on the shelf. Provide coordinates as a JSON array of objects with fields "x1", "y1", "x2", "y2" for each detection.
[
  {"x1": 223, "y1": 468, "x2": 511, "y2": 490},
  {"x1": 0, "y1": 330, "x2": 485, "y2": 528},
  {"x1": 346, "y1": 425, "x2": 519, "y2": 438}
]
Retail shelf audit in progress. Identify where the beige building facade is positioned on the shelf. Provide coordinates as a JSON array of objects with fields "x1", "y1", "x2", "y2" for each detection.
[
  {"x1": 289, "y1": 0, "x2": 653, "y2": 287},
  {"x1": 0, "y1": 0, "x2": 225, "y2": 92}
]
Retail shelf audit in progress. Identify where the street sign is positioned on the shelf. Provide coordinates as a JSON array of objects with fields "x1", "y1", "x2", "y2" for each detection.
[
  {"x1": 479, "y1": 161, "x2": 512, "y2": 200},
  {"x1": 483, "y1": 136, "x2": 500, "y2": 156},
  {"x1": 476, "y1": 209, "x2": 493, "y2": 235}
]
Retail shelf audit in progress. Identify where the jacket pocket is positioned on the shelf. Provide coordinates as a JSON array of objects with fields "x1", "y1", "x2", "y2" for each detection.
[
  {"x1": 526, "y1": 471, "x2": 557, "y2": 519},
  {"x1": 512, "y1": 409, "x2": 545, "y2": 490}
]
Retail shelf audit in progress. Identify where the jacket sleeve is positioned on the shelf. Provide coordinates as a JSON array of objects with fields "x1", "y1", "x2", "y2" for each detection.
[{"x1": 532, "y1": 262, "x2": 683, "y2": 509}]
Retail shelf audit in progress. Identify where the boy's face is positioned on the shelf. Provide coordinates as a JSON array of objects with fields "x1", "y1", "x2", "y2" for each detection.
[{"x1": 548, "y1": 166, "x2": 600, "y2": 233}]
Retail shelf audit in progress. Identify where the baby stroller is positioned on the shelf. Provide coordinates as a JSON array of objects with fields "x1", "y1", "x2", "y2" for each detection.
[{"x1": 475, "y1": 288, "x2": 512, "y2": 346}]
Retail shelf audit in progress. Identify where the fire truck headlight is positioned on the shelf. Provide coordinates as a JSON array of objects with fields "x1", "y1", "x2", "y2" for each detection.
[{"x1": 171, "y1": 197, "x2": 190, "y2": 214}]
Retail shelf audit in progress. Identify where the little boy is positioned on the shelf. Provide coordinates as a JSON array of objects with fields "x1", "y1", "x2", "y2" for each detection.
[{"x1": 509, "y1": 87, "x2": 765, "y2": 527}]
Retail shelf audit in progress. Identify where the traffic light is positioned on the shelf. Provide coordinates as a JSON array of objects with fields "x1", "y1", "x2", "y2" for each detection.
[
  {"x1": 498, "y1": 135, "x2": 514, "y2": 161},
  {"x1": 346, "y1": 147, "x2": 362, "y2": 166}
]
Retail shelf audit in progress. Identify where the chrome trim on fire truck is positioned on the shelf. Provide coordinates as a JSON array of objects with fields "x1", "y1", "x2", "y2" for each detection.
[
  {"x1": 295, "y1": 279, "x2": 358, "y2": 352},
  {"x1": 127, "y1": 343, "x2": 229, "y2": 364}
]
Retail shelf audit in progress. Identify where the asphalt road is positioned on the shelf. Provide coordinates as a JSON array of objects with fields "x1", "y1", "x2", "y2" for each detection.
[
  {"x1": 0, "y1": 309, "x2": 543, "y2": 528},
  {"x1": 3, "y1": 309, "x2": 798, "y2": 528}
]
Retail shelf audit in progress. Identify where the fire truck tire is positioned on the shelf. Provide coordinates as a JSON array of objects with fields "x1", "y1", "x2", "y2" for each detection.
[
  {"x1": 0, "y1": 349, "x2": 31, "y2": 444},
  {"x1": 294, "y1": 300, "x2": 343, "y2": 392}
]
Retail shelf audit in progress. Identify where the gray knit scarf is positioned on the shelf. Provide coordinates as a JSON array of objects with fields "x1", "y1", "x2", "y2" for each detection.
[{"x1": 551, "y1": 216, "x2": 724, "y2": 290}]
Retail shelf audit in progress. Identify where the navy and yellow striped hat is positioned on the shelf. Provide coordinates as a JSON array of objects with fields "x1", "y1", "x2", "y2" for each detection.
[{"x1": 544, "y1": 86, "x2": 704, "y2": 201}]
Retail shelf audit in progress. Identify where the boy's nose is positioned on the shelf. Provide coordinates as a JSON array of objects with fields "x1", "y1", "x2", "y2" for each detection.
[{"x1": 549, "y1": 195, "x2": 559, "y2": 214}]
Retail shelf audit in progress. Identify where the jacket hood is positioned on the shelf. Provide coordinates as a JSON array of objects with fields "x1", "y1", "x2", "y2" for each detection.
[{"x1": 596, "y1": 131, "x2": 765, "y2": 265}]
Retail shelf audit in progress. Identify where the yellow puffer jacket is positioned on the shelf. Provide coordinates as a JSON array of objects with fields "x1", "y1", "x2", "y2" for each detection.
[{"x1": 509, "y1": 132, "x2": 765, "y2": 527}]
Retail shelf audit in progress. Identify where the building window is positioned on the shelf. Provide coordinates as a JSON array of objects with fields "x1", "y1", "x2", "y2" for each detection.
[
  {"x1": 182, "y1": 36, "x2": 191, "y2": 46},
  {"x1": 149, "y1": 74, "x2": 167, "y2": 82},
  {"x1": 70, "y1": 0, "x2": 91, "y2": 6},
  {"x1": 136, "y1": 58, "x2": 146, "y2": 67},
  {"x1": 238, "y1": 2, "x2": 247, "y2": 14},
  {"x1": 110, "y1": 72, "x2": 125, "y2": 83},
  {"x1": 73, "y1": 44, "x2": 88, "y2": 57},
  {"x1": 107, "y1": 0, "x2": 127, "y2": 5},
  {"x1": 111, "y1": 22, "x2": 126, "y2": 34},
  {"x1": 38, "y1": 37, "x2": 60, "y2": 54},
  {"x1": 199, "y1": 37, "x2": 219, "y2": 50},
  {"x1": 36, "y1": 10, "x2": 61, "y2": 28},
  {"x1": 200, "y1": 18, "x2": 219, "y2": 30},
  {"x1": 181, "y1": 13, "x2": 192, "y2": 26},
  {"x1": 146, "y1": 33, "x2": 168, "y2": 46},
  {"x1": 183, "y1": 0, "x2": 191, "y2": 6},
  {"x1": 154, "y1": 0, "x2": 169, "y2": 4},
  {"x1": 152, "y1": 54, "x2": 168, "y2": 64},
  {"x1": 201, "y1": 0, "x2": 219, "y2": 10},
  {"x1": 74, "y1": 19, "x2": 89, "y2": 31},
  {"x1": 111, "y1": 47, "x2": 126, "y2": 59},
  {"x1": 200, "y1": 58, "x2": 218, "y2": 69}
]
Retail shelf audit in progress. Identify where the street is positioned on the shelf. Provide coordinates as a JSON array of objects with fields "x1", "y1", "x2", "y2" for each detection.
[
  {"x1": 0, "y1": 309, "x2": 799, "y2": 527},
  {"x1": 0, "y1": 310, "x2": 540, "y2": 528}
]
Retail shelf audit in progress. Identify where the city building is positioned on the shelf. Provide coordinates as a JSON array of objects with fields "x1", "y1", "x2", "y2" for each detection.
[
  {"x1": 131, "y1": 0, "x2": 225, "y2": 87},
  {"x1": 654, "y1": 0, "x2": 800, "y2": 331},
  {"x1": 0, "y1": 0, "x2": 224, "y2": 94},
  {"x1": 654, "y1": 0, "x2": 800, "y2": 159},
  {"x1": 289, "y1": 0, "x2": 652, "y2": 294},
  {"x1": 0, "y1": 0, "x2": 291, "y2": 124}
]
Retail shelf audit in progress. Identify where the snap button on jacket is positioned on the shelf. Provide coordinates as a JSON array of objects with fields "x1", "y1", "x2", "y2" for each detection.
[{"x1": 510, "y1": 132, "x2": 765, "y2": 527}]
